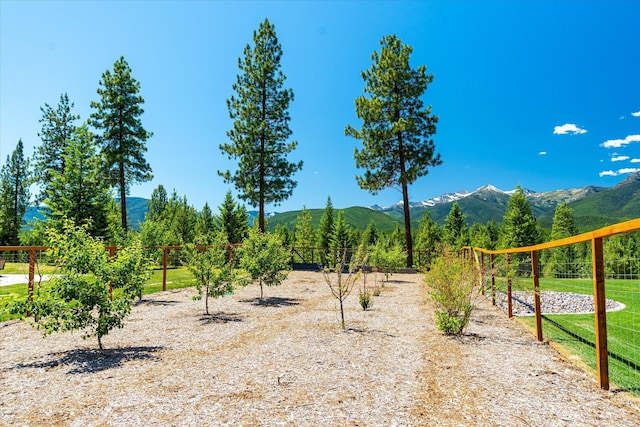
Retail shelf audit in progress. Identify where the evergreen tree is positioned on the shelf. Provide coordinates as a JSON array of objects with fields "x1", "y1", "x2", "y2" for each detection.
[
  {"x1": 316, "y1": 196, "x2": 335, "y2": 264},
  {"x1": 147, "y1": 185, "x2": 168, "y2": 221},
  {"x1": 293, "y1": 206, "x2": 314, "y2": 263},
  {"x1": 45, "y1": 125, "x2": 113, "y2": 238},
  {"x1": 414, "y1": 211, "x2": 441, "y2": 269},
  {"x1": 499, "y1": 186, "x2": 540, "y2": 249},
  {"x1": 444, "y1": 202, "x2": 467, "y2": 249},
  {"x1": 164, "y1": 191, "x2": 198, "y2": 246},
  {"x1": 345, "y1": 35, "x2": 441, "y2": 267},
  {"x1": 330, "y1": 210, "x2": 352, "y2": 251},
  {"x1": 195, "y1": 202, "x2": 218, "y2": 243},
  {"x1": 0, "y1": 140, "x2": 31, "y2": 246},
  {"x1": 360, "y1": 220, "x2": 379, "y2": 247},
  {"x1": 215, "y1": 190, "x2": 249, "y2": 244},
  {"x1": 546, "y1": 202, "x2": 580, "y2": 278},
  {"x1": 33, "y1": 93, "x2": 79, "y2": 203},
  {"x1": 220, "y1": 18, "x2": 303, "y2": 232},
  {"x1": 90, "y1": 56, "x2": 153, "y2": 232}
]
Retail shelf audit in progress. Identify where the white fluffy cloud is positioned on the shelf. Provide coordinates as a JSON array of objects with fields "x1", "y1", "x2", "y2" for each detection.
[
  {"x1": 632, "y1": 158, "x2": 640, "y2": 163},
  {"x1": 601, "y1": 134, "x2": 640, "y2": 148},
  {"x1": 599, "y1": 168, "x2": 640, "y2": 177},
  {"x1": 611, "y1": 155, "x2": 630, "y2": 162},
  {"x1": 632, "y1": 111, "x2": 640, "y2": 117},
  {"x1": 538, "y1": 151, "x2": 547, "y2": 155},
  {"x1": 553, "y1": 123, "x2": 587, "y2": 135}
]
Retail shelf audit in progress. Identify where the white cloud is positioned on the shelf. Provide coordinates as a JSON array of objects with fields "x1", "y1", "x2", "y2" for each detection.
[
  {"x1": 553, "y1": 123, "x2": 587, "y2": 135},
  {"x1": 632, "y1": 111, "x2": 640, "y2": 117},
  {"x1": 599, "y1": 168, "x2": 640, "y2": 177},
  {"x1": 619, "y1": 168, "x2": 640, "y2": 175},
  {"x1": 631, "y1": 158, "x2": 640, "y2": 163},
  {"x1": 611, "y1": 155, "x2": 630, "y2": 162},
  {"x1": 538, "y1": 151, "x2": 547, "y2": 155},
  {"x1": 601, "y1": 134, "x2": 640, "y2": 148}
]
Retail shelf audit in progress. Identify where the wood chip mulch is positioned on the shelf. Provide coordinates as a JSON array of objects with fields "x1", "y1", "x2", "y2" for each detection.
[{"x1": 1, "y1": 271, "x2": 639, "y2": 426}]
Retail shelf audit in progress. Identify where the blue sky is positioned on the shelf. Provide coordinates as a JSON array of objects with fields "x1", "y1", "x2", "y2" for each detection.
[{"x1": 1, "y1": 0, "x2": 639, "y2": 213}]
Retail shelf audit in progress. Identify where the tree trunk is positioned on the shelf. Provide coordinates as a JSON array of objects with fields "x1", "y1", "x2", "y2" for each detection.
[{"x1": 119, "y1": 162, "x2": 128, "y2": 232}]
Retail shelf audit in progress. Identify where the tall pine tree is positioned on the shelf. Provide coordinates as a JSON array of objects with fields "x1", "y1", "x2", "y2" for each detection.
[
  {"x1": 345, "y1": 35, "x2": 441, "y2": 267},
  {"x1": 90, "y1": 56, "x2": 153, "y2": 232},
  {"x1": 220, "y1": 18, "x2": 302, "y2": 232},
  {"x1": 0, "y1": 140, "x2": 31, "y2": 246},
  {"x1": 33, "y1": 93, "x2": 79, "y2": 203}
]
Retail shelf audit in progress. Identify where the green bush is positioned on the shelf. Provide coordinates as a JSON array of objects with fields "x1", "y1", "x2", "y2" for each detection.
[
  {"x1": 359, "y1": 289, "x2": 373, "y2": 310},
  {"x1": 425, "y1": 249, "x2": 478, "y2": 335}
]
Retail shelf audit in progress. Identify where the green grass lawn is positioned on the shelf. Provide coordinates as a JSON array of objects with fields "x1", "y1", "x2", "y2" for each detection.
[
  {"x1": 0, "y1": 263, "x2": 197, "y2": 322},
  {"x1": 512, "y1": 277, "x2": 640, "y2": 396}
]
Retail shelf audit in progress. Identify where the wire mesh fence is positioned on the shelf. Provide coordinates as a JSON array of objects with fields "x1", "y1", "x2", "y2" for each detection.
[{"x1": 477, "y1": 233, "x2": 640, "y2": 395}]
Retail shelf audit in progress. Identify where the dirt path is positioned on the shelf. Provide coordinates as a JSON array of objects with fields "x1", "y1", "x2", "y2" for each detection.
[{"x1": 1, "y1": 271, "x2": 639, "y2": 426}]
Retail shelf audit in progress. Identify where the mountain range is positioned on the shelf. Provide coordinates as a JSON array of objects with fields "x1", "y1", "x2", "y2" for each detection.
[
  {"x1": 268, "y1": 171, "x2": 640, "y2": 232},
  {"x1": 23, "y1": 172, "x2": 640, "y2": 233}
]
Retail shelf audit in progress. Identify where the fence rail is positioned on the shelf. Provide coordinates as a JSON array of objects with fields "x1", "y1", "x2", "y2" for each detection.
[{"x1": 463, "y1": 217, "x2": 640, "y2": 391}]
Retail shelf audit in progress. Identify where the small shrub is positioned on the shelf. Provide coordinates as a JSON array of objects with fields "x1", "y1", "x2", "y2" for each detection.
[
  {"x1": 425, "y1": 249, "x2": 479, "y2": 336},
  {"x1": 359, "y1": 289, "x2": 373, "y2": 310},
  {"x1": 371, "y1": 286, "x2": 382, "y2": 296}
]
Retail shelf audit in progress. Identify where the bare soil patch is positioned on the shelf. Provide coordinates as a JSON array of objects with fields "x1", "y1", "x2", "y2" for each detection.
[{"x1": 1, "y1": 271, "x2": 639, "y2": 426}]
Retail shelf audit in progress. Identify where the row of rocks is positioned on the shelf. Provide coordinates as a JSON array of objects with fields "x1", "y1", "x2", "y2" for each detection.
[{"x1": 493, "y1": 290, "x2": 625, "y2": 316}]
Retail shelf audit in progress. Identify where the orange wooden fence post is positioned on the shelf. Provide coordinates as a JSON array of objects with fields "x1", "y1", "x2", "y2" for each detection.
[
  {"x1": 507, "y1": 253, "x2": 513, "y2": 318},
  {"x1": 162, "y1": 247, "x2": 168, "y2": 291},
  {"x1": 490, "y1": 254, "x2": 496, "y2": 305},
  {"x1": 531, "y1": 250, "x2": 543, "y2": 342},
  {"x1": 480, "y1": 252, "x2": 485, "y2": 295},
  {"x1": 28, "y1": 249, "x2": 35, "y2": 302},
  {"x1": 591, "y1": 237, "x2": 610, "y2": 390}
]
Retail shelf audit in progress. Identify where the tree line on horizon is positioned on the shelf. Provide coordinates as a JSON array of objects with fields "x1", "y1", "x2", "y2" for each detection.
[
  {"x1": 1, "y1": 18, "x2": 636, "y2": 271},
  {"x1": 0, "y1": 18, "x2": 445, "y2": 268}
]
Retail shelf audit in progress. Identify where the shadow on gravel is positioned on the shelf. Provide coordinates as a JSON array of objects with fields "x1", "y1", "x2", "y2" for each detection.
[
  {"x1": 240, "y1": 297, "x2": 301, "y2": 307},
  {"x1": 135, "y1": 299, "x2": 180, "y2": 307},
  {"x1": 199, "y1": 311, "x2": 244, "y2": 324},
  {"x1": 15, "y1": 346, "x2": 164, "y2": 374}
]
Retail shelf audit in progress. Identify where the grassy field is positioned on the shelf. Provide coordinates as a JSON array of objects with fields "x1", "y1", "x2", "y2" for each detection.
[
  {"x1": 507, "y1": 277, "x2": 640, "y2": 395},
  {"x1": 0, "y1": 262, "x2": 197, "y2": 322}
]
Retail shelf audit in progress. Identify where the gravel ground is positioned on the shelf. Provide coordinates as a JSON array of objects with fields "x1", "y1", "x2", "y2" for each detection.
[{"x1": 1, "y1": 271, "x2": 639, "y2": 426}]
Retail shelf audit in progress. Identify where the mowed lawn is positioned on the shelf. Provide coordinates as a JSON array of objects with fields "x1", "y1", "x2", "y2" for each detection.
[{"x1": 509, "y1": 276, "x2": 640, "y2": 396}]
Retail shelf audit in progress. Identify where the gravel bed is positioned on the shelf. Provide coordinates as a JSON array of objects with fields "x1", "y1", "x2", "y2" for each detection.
[{"x1": 494, "y1": 291, "x2": 625, "y2": 316}]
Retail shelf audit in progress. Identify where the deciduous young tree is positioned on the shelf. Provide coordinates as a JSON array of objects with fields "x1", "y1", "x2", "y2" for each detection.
[
  {"x1": 45, "y1": 125, "x2": 113, "y2": 238},
  {"x1": 345, "y1": 35, "x2": 441, "y2": 267},
  {"x1": 11, "y1": 220, "x2": 151, "y2": 350},
  {"x1": 90, "y1": 56, "x2": 153, "y2": 232},
  {"x1": 0, "y1": 139, "x2": 31, "y2": 246},
  {"x1": 239, "y1": 228, "x2": 290, "y2": 300},
  {"x1": 184, "y1": 231, "x2": 237, "y2": 315},
  {"x1": 33, "y1": 93, "x2": 79, "y2": 204},
  {"x1": 220, "y1": 18, "x2": 302, "y2": 232}
]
